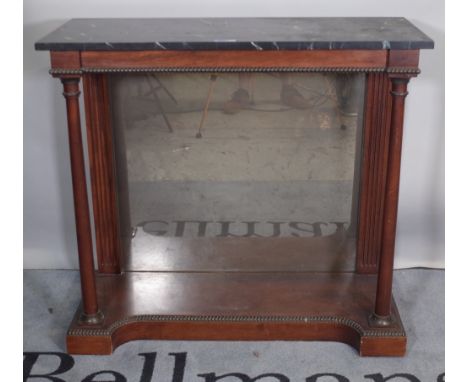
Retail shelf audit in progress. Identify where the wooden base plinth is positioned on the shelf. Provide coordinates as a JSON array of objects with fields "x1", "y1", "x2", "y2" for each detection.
[{"x1": 67, "y1": 272, "x2": 406, "y2": 356}]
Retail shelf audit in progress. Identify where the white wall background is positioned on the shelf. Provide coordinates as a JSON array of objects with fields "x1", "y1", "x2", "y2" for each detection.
[{"x1": 23, "y1": 0, "x2": 445, "y2": 269}]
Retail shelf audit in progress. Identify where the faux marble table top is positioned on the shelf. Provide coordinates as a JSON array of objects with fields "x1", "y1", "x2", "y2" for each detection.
[{"x1": 35, "y1": 18, "x2": 434, "y2": 51}]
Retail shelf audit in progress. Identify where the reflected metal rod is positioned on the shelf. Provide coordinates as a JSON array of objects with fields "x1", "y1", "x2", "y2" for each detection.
[
  {"x1": 144, "y1": 74, "x2": 177, "y2": 133},
  {"x1": 196, "y1": 74, "x2": 218, "y2": 138}
]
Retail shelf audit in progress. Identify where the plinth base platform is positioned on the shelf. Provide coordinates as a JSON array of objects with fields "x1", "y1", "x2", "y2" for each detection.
[{"x1": 67, "y1": 272, "x2": 406, "y2": 356}]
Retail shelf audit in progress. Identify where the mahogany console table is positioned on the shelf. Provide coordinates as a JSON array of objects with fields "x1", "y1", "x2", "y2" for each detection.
[{"x1": 35, "y1": 18, "x2": 434, "y2": 356}]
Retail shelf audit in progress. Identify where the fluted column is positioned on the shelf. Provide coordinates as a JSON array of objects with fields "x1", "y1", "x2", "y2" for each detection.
[
  {"x1": 371, "y1": 77, "x2": 409, "y2": 326},
  {"x1": 61, "y1": 77, "x2": 103, "y2": 324}
]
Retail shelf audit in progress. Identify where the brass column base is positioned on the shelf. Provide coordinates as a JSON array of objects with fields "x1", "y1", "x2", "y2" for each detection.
[
  {"x1": 79, "y1": 310, "x2": 104, "y2": 325},
  {"x1": 369, "y1": 312, "x2": 395, "y2": 328}
]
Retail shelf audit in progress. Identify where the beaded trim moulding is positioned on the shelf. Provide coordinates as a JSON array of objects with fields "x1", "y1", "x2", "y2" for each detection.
[
  {"x1": 49, "y1": 67, "x2": 421, "y2": 75},
  {"x1": 68, "y1": 314, "x2": 406, "y2": 338}
]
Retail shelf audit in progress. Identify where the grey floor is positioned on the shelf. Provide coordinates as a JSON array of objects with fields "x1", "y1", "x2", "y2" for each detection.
[{"x1": 24, "y1": 269, "x2": 444, "y2": 381}]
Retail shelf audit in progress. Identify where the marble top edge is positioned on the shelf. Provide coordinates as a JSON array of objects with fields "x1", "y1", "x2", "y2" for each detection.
[{"x1": 35, "y1": 17, "x2": 434, "y2": 51}]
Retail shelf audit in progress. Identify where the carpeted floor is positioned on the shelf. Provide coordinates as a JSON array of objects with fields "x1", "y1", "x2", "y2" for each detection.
[{"x1": 23, "y1": 269, "x2": 444, "y2": 381}]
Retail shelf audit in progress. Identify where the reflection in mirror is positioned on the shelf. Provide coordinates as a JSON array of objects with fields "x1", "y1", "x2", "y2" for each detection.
[{"x1": 109, "y1": 72, "x2": 365, "y2": 272}]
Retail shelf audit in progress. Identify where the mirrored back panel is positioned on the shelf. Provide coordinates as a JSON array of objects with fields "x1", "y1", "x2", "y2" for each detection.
[{"x1": 109, "y1": 72, "x2": 365, "y2": 272}]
